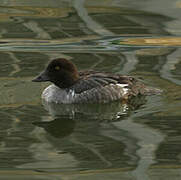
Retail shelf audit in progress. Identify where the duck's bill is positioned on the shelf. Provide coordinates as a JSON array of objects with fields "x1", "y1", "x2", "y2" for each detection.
[{"x1": 32, "y1": 71, "x2": 50, "y2": 82}]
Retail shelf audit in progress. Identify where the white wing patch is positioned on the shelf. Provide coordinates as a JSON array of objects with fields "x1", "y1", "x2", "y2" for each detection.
[{"x1": 117, "y1": 83, "x2": 129, "y2": 95}]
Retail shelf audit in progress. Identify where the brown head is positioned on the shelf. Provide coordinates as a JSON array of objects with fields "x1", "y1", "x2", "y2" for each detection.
[{"x1": 32, "y1": 58, "x2": 79, "y2": 88}]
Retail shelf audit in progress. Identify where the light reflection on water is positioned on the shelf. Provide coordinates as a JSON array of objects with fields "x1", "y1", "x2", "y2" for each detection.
[{"x1": 0, "y1": 0, "x2": 181, "y2": 179}]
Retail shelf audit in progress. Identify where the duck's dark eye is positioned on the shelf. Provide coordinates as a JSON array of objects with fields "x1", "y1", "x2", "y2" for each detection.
[{"x1": 55, "y1": 66, "x2": 60, "y2": 70}]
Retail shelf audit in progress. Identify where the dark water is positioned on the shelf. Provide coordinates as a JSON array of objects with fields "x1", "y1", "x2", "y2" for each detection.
[{"x1": 0, "y1": 0, "x2": 181, "y2": 179}]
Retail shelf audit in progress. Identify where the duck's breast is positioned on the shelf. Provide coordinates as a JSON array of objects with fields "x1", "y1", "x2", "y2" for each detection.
[{"x1": 42, "y1": 84, "x2": 75, "y2": 104}]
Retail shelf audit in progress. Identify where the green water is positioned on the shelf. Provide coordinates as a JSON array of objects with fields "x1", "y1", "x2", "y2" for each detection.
[{"x1": 0, "y1": 0, "x2": 181, "y2": 180}]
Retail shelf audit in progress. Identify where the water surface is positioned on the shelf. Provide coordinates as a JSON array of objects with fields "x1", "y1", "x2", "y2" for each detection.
[{"x1": 0, "y1": 0, "x2": 181, "y2": 180}]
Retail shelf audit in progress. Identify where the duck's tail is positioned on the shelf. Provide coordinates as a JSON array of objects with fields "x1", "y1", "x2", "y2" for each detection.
[{"x1": 142, "y1": 86, "x2": 163, "y2": 95}]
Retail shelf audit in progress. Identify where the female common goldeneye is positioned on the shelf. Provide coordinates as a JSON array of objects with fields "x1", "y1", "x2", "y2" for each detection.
[{"x1": 32, "y1": 58, "x2": 161, "y2": 104}]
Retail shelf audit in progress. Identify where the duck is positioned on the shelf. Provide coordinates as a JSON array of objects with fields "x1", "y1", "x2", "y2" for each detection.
[{"x1": 32, "y1": 58, "x2": 162, "y2": 104}]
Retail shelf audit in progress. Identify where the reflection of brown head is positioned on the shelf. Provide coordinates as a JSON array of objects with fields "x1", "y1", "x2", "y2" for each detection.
[{"x1": 33, "y1": 118, "x2": 75, "y2": 138}]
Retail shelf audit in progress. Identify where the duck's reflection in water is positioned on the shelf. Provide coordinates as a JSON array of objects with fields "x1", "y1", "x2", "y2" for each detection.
[
  {"x1": 32, "y1": 100, "x2": 135, "y2": 138},
  {"x1": 29, "y1": 97, "x2": 150, "y2": 171},
  {"x1": 32, "y1": 97, "x2": 147, "y2": 139},
  {"x1": 33, "y1": 118, "x2": 75, "y2": 138},
  {"x1": 42, "y1": 96, "x2": 146, "y2": 120}
]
